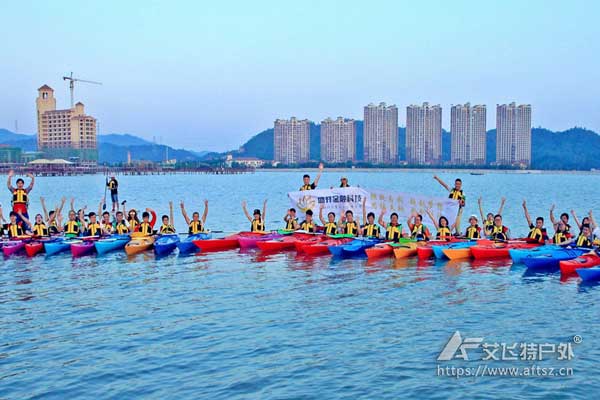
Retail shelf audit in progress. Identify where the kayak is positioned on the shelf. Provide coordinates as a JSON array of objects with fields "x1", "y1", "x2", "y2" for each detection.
[
  {"x1": 303, "y1": 238, "x2": 353, "y2": 255},
  {"x1": 194, "y1": 234, "x2": 240, "y2": 252},
  {"x1": 3, "y1": 240, "x2": 26, "y2": 256},
  {"x1": 257, "y1": 235, "x2": 298, "y2": 252},
  {"x1": 559, "y1": 253, "x2": 600, "y2": 275},
  {"x1": 71, "y1": 240, "x2": 95, "y2": 257},
  {"x1": 95, "y1": 236, "x2": 130, "y2": 255},
  {"x1": 237, "y1": 232, "x2": 279, "y2": 249},
  {"x1": 509, "y1": 245, "x2": 560, "y2": 264},
  {"x1": 522, "y1": 248, "x2": 589, "y2": 271},
  {"x1": 155, "y1": 234, "x2": 181, "y2": 256},
  {"x1": 576, "y1": 266, "x2": 600, "y2": 281},
  {"x1": 45, "y1": 238, "x2": 78, "y2": 256},
  {"x1": 329, "y1": 238, "x2": 379, "y2": 258},
  {"x1": 125, "y1": 236, "x2": 155, "y2": 256},
  {"x1": 471, "y1": 242, "x2": 540, "y2": 260},
  {"x1": 365, "y1": 243, "x2": 395, "y2": 259},
  {"x1": 431, "y1": 241, "x2": 474, "y2": 259},
  {"x1": 443, "y1": 247, "x2": 472, "y2": 260},
  {"x1": 393, "y1": 242, "x2": 419, "y2": 258},
  {"x1": 294, "y1": 236, "x2": 326, "y2": 252},
  {"x1": 177, "y1": 232, "x2": 212, "y2": 254},
  {"x1": 25, "y1": 241, "x2": 45, "y2": 257}
]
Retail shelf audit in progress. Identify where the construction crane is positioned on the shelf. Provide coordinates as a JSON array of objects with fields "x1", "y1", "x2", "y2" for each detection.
[{"x1": 62, "y1": 72, "x2": 102, "y2": 107}]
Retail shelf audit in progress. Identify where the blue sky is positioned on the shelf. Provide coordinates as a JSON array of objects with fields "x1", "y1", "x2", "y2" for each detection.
[{"x1": 1, "y1": 0, "x2": 598, "y2": 151}]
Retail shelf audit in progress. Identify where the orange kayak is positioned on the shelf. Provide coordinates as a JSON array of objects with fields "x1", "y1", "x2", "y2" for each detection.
[
  {"x1": 365, "y1": 243, "x2": 394, "y2": 259},
  {"x1": 125, "y1": 236, "x2": 155, "y2": 255},
  {"x1": 443, "y1": 247, "x2": 473, "y2": 260},
  {"x1": 393, "y1": 242, "x2": 418, "y2": 258}
]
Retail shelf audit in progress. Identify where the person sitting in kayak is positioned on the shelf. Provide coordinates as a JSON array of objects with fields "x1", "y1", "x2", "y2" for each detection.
[
  {"x1": 464, "y1": 215, "x2": 481, "y2": 239},
  {"x1": 138, "y1": 209, "x2": 157, "y2": 236},
  {"x1": 570, "y1": 210, "x2": 595, "y2": 234},
  {"x1": 552, "y1": 220, "x2": 570, "y2": 245},
  {"x1": 283, "y1": 208, "x2": 299, "y2": 230},
  {"x1": 361, "y1": 198, "x2": 380, "y2": 238},
  {"x1": 123, "y1": 203, "x2": 140, "y2": 233},
  {"x1": 522, "y1": 200, "x2": 548, "y2": 244},
  {"x1": 84, "y1": 212, "x2": 103, "y2": 237},
  {"x1": 113, "y1": 211, "x2": 130, "y2": 234},
  {"x1": 1, "y1": 210, "x2": 25, "y2": 238},
  {"x1": 478, "y1": 197, "x2": 506, "y2": 237},
  {"x1": 242, "y1": 200, "x2": 267, "y2": 232},
  {"x1": 18, "y1": 212, "x2": 49, "y2": 237},
  {"x1": 575, "y1": 224, "x2": 593, "y2": 248},
  {"x1": 7, "y1": 170, "x2": 35, "y2": 225},
  {"x1": 434, "y1": 175, "x2": 465, "y2": 233},
  {"x1": 298, "y1": 209, "x2": 316, "y2": 232},
  {"x1": 319, "y1": 205, "x2": 338, "y2": 235},
  {"x1": 180, "y1": 200, "x2": 208, "y2": 234},
  {"x1": 490, "y1": 214, "x2": 510, "y2": 241},
  {"x1": 425, "y1": 209, "x2": 454, "y2": 241},
  {"x1": 549, "y1": 205, "x2": 572, "y2": 238},
  {"x1": 62, "y1": 209, "x2": 81, "y2": 237},
  {"x1": 408, "y1": 212, "x2": 430, "y2": 241},
  {"x1": 160, "y1": 202, "x2": 176, "y2": 234},
  {"x1": 340, "y1": 210, "x2": 359, "y2": 236},
  {"x1": 40, "y1": 196, "x2": 64, "y2": 235},
  {"x1": 299, "y1": 163, "x2": 324, "y2": 191},
  {"x1": 378, "y1": 208, "x2": 404, "y2": 242},
  {"x1": 100, "y1": 211, "x2": 114, "y2": 235}
]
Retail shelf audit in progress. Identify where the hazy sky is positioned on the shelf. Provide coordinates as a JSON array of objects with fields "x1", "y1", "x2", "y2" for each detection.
[{"x1": 1, "y1": 0, "x2": 598, "y2": 151}]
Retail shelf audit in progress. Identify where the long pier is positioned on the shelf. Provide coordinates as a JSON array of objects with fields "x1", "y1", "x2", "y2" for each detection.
[{"x1": 0, "y1": 165, "x2": 255, "y2": 176}]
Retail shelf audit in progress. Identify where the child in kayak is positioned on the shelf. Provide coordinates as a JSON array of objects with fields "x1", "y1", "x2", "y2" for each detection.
[
  {"x1": 242, "y1": 200, "x2": 267, "y2": 232},
  {"x1": 361, "y1": 198, "x2": 380, "y2": 238},
  {"x1": 575, "y1": 224, "x2": 593, "y2": 248},
  {"x1": 425, "y1": 209, "x2": 454, "y2": 240},
  {"x1": 124, "y1": 204, "x2": 140, "y2": 233},
  {"x1": 340, "y1": 210, "x2": 359, "y2": 236},
  {"x1": 297, "y1": 209, "x2": 316, "y2": 232},
  {"x1": 160, "y1": 202, "x2": 176, "y2": 234},
  {"x1": 299, "y1": 163, "x2": 324, "y2": 191},
  {"x1": 319, "y1": 205, "x2": 338, "y2": 235},
  {"x1": 464, "y1": 215, "x2": 481, "y2": 239},
  {"x1": 434, "y1": 175, "x2": 465, "y2": 234},
  {"x1": 490, "y1": 214, "x2": 510, "y2": 241},
  {"x1": 0, "y1": 208, "x2": 25, "y2": 238},
  {"x1": 113, "y1": 211, "x2": 130, "y2": 234},
  {"x1": 181, "y1": 200, "x2": 208, "y2": 234},
  {"x1": 570, "y1": 210, "x2": 594, "y2": 234},
  {"x1": 407, "y1": 212, "x2": 430, "y2": 241},
  {"x1": 549, "y1": 205, "x2": 572, "y2": 238},
  {"x1": 18, "y1": 212, "x2": 50, "y2": 237},
  {"x1": 138, "y1": 208, "x2": 157, "y2": 236},
  {"x1": 84, "y1": 212, "x2": 103, "y2": 237},
  {"x1": 552, "y1": 220, "x2": 570, "y2": 245},
  {"x1": 62, "y1": 209, "x2": 81, "y2": 237},
  {"x1": 478, "y1": 197, "x2": 506, "y2": 237},
  {"x1": 40, "y1": 196, "x2": 64, "y2": 235},
  {"x1": 378, "y1": 208, "x2": 404, "y2": 242},
  {"x1": 522, "y1": 200, "x2": 548, "y2": 244},
  {"x1": 283, "y1": 208, "x2": 299, "y2": 230}
]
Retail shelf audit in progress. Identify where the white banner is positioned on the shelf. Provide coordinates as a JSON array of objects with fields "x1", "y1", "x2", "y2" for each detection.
[{"x1": 287, "y1": 187, "x2": 460, "y2": 228}]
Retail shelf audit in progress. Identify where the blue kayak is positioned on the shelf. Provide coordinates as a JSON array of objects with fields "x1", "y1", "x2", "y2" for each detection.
[
  {"x1": 509, "y1": 245, "x2": 560, "y2": 264},
  {"x1": 45, "y1": 238, "x2": 79, "y2": 256},
  {"x1": 576, "y1": 267, "x2": 600, "y2": 281},
  {"x1": 155, "y1": 234, "x2": 180, "y2": 256},
  {"x1": 95, "y1": 236, "x2": 130, "y2": 255},
  {"x1": 177, "y1": 233, "x2": 212, "y2": 254},
  {"x1": 329, "y1": 238, "x2": 379, "y2": 258},
  {"x1": 523, "y1": 248, "x2": 588, "y2": 271},
  {"x1": 431, "y1": 241, "x2": 476, "y2": 259}
]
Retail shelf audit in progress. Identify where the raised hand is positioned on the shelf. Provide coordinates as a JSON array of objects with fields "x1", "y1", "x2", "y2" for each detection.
[{"x1": 318, "y1": 162, "x2": 324, "y2": 171}]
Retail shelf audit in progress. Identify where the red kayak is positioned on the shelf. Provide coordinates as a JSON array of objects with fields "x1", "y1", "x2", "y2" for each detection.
[
  {"x1": 256, "y1": 236, "x2": 298, "y2": 252},
  {"x1": 238, "y1": 232, "x2": 279, "y2": 249},
  {"x1": 25, "y1": 242, "x2": 45, "y2": 257},
  {"x1": 303, "y1": 238, "x2": 352, "y2": 255},
  {"x1": 71, "y1": 241, "x2": 95, "y2": 257},
  {"x1": 365, "y1": 243, "x2": 394, "y2": 259},
  {"x1": 559, "y1": 253, "x2": 600, "y2": 275},
  {"x1": 193, "y1": 234, "x2": 240, "y2": 252},
  {"x1": 471, "y1": 242, "x2": 539, "y2": 259}
]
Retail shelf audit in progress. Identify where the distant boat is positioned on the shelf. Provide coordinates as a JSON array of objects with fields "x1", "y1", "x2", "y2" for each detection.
[{"x1": 470, "y1": 172, "x2": 484, "y2": 176}]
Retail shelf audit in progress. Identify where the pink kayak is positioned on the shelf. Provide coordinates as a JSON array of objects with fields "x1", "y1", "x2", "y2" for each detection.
[
  {"x1": 71, "y1": 241, "x2": 96, "y2": 257},
  {"x1": 3, "y1": 240, "x2": 26, "y2": 256},
  {"x1": 237, "y1": 232, "x2": 280, "y2": 249}
]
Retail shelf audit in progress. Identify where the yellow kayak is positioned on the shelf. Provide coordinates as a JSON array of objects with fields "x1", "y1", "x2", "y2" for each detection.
[
  {"x1": 125, "y1": 236, "x2": 155, "y2": 255},
  {"x1": 393, "y1": 242, "x2": 418, "y2": 258},
  {"x1": 443, "y1": 247, "x2": 473, "y2": 260}
]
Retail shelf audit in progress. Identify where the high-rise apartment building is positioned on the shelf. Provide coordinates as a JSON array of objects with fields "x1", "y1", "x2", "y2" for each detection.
[
  {"x1": 273, "y1": 117, "x2": 310, "y2": 164},
  {"x1": 320, "y1": 117, "x2": 356, "y2": 163},
  {"x1": 450, "y1": 103, "x2": 487, "y2": 165},
  {"x1": 363, "y1": 102, "x2": 398, "y2": 164},
  {"x1": 36, "y1": 85, "x2": 98, "y2": 162},
  {"x1": 496, "y1": 103, "x2": 532, "y2": 166},
  {"x1": 406, "y1": 102, "x2": 442, "y2": 164}
]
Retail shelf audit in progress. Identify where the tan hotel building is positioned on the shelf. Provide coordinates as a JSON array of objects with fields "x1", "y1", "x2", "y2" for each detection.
[
  {"x1": 320, "y1": 117, "x2": 356, "y2": 163},
  {"x1": 274, "y1": 117, "x2": 310, "y2": 164}
]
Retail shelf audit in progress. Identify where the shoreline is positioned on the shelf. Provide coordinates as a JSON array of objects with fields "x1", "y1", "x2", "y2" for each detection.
[{"x1": 254, "y1": 168, "x2": 600, "y2": 175}]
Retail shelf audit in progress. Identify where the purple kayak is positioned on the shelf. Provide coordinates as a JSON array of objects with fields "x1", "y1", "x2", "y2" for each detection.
[{"x1": 3, "y1": 240, "x2": 26, "y2": 256}]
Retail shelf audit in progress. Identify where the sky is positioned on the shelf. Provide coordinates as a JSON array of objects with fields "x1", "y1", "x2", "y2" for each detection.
[{"x1": 1, "y1": 0, "x2": 599, "y2": 151}]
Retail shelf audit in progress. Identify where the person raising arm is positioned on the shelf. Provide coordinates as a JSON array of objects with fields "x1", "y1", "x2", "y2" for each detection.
[
  {"x1": 299, "y1": 163, "x2": 324, "y2": 191},
  {"x1": 479, "y1": 197, "x2": 505, "y2": 237},
  {"x1": 242, "y1": 200, "x2": 267, "y2": 232},
  {"x1": 522, "y1": 200, "x2": 548, "y2": 244},
  {"x1": 361, "y1": 198, "x2": 380, "y2": 238},
  {"x1": 425, "y1": 209, "x2": 454, "y2": 240},
  {"x1": 319, "y1": 204, "x2": 338, "y2": 235},
  {"x1": 181, "y1": 200, "x2": 209, "y2": 234}
]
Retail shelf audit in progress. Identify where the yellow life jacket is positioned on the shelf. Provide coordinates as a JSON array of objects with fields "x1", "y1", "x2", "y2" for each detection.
[
  {"x1": 527, "y1": 225, "x2": 546, "y2": 242},
  {"x1": 128, "y1": 219, "x2": 139, "y2": 232},
  {"x1": 139, "y1": 222, "x2": 153, "y2": 236},
  {"x1": 33, "y1": 223, "x2": 49, "y2": 237},
  {"x1": 102, "y1": 223, "x2": 114, "y2": 234},
  {"x1": 12, "y1": 188, "x2": 28, "y2": 205},
  {"x1": 160, "y1": 224, "x2": 176, "y2": 234},
  {"x1": 386, "y1": 224, "x2": 402, "y2": 242},
  {"x1": 324, "y1": 222, "x2": 337, "y2": 235},
  {"x1": 491, "y1": 225, "x2": 508, "y2": 241},
  {"x1": 436, "y1": 226, "x2": 452, "y2": 240},
  {"x1": 188, "y1": 220, "x2": 204, "y2": 234},
  {"x1": 465, "y1": 225, "x2": 481, "y2": 239},
  {"x1": 251, "y1": 219, "x2": 265, "y2": 232},
  {"x1": 449, "y1": 188, "x2": 464, "y2": 201},
  {"x1": 300, "y1": 220, "x2": 315, "y2": 232},
  {"x1": 363, "y1": 223, "x2": 380, "y2": 238},
  {"x1": 553, "y1": 231, "x2": 568, "y2": 244},
  {"x1": 87, "y1": 222, "x2": 102, "y2": 237},
  {"x1": 49, "y1": 220, "x2": 59, "y2": 235},
  {"x1": 115, "y1": 221, "x2": 129, "y2": 234},
  {"x1": 411, "y1": 224, "x2": 427, "y2": 240},
  {"x1": 64, "y1": 221, "x2": 80, "y2": 235},
  {"x1": 484, "y1": 220, "x2": 494, "y2": 235},
  {"x1": 285, "y1": 217, "x2": 297, "y2": 230},
  {"x1": 576, "y1": 234, "x2": 591, "y2": 247},
  {"x1": 6, "y1": 223, "x2": 23, "y2": 238},
  {"x1": 299, "y1": 184, "x2": 314, "y2": 191},
  {"x1": 344, "y1": 221, "x2": 358, "y2": 236}
]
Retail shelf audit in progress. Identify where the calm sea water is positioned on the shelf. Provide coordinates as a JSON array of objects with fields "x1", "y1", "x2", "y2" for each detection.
[{"x1": 1, "y1": 170, "x2": 600, "y2": 399}]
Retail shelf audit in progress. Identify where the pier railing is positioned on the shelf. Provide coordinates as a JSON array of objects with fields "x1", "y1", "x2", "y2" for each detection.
[{"x1": 0, "y1": 164, "x2": 255, "y2": 176}]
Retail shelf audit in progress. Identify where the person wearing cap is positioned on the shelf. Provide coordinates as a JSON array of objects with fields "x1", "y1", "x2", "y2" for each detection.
[
  {"x1": 242, "y1": 200, "x2": 267, "y2": 232},
  {"x1": 464, "y1": 214, "x2": 481, "y2": 239},
  {"x1": 339, "y1": 177, "x2": 350, "y2": 188},
  {"x1": 107, "y1": 175, "x2": 119, "y2": 212},
  {"x1": 7, "y1": 169, "x2": 35, "y2": 224},
  {"x1": 300, "y1": 163, "x2": 324, "y2": 191}
]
